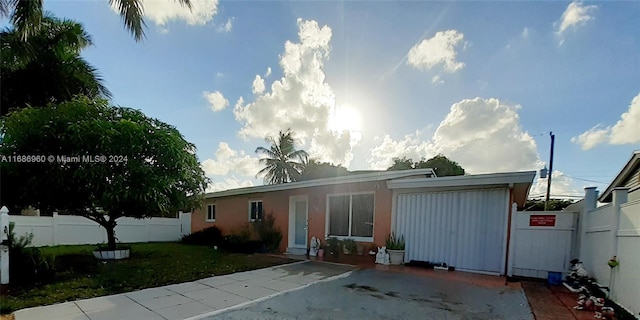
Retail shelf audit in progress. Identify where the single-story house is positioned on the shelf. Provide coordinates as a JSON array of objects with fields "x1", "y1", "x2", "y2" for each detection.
[
  {"x1": 598, "y1": 150, "x2": 640, "y2": 203},
  {"x1": 193, "y1": 169, "x2": 535, "y2": 275}
]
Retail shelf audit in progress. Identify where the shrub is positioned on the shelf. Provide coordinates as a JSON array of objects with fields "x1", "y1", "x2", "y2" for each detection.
[
  {"x1": 253, "y1": 213, "x2": 282, "y2": 253},
  {"x1": 7, "y1": 223, "x2": 56, "y2": 286},
  {"x1": 181, "y1": 226, "x2": 224, "y2": 246},
  {"x1": 385, "y1": 232, "x2": 405, "y2": 250},
  {"x1": 326, "y1": 237, "x2": 341, "y2": 257}
]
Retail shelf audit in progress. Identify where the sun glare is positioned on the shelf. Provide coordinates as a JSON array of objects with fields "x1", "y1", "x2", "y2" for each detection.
[{"x1": 329, "y1": 105, "x2": 363, "y2": 133}]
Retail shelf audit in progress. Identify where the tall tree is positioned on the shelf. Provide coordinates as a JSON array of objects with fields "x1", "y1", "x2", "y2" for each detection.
[
  {"x1": 388, "y1": 154, "x2": 465, "y2": 177},
  {"x1": 0, "y1": 0, "x2": 192, "y2": 42},
  {"x1": 0, "y1": 97, "x2": 209, "y2": 249},
  {"x1": 298, "y1": 159, "x2": 349, "y2": 181},
  {"x1": 1, "y1": 15, "x2": 110, "y2": 116},
  {"x1": 255, "y1": 129, "x2": 309, "y2": 184}
]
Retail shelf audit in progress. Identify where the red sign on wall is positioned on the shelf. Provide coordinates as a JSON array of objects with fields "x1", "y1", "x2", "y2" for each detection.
[{"x1": 530, "y1": 215, "x2": 556, "y2": 227}]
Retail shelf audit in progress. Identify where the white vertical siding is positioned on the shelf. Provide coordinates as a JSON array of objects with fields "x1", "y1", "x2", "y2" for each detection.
[{"x1": 394, "y1": 188, "x2": 509, "y2": 274}]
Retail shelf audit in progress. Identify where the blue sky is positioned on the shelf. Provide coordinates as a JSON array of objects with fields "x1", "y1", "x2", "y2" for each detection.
[{"x1": 24, "y1": 0, "x2": 640, "y2": 198}]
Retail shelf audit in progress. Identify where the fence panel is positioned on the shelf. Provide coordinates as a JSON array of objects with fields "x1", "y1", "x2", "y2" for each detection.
[
  {"x1": 510, "y1": 211, "x2": 577, "y2": 278},
  {"x1": 613, "y1": 200, "x2": 640, "y2": 316},
  {"x1": 8, "y1": 213, "x2": 190, "y2": 247},
  {"x1": 583, "y1": 204, "x2": 614, "y2": 286}
]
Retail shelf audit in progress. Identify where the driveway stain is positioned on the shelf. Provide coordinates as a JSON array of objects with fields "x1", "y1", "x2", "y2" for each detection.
[{"x1": 344, "y1": 283, "x2": 379, "y2": 292}]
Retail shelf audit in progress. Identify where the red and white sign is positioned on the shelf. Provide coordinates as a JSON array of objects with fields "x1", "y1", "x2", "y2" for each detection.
[{"x1": 529, "y1": 215, "x2": 556, "y2": 227}]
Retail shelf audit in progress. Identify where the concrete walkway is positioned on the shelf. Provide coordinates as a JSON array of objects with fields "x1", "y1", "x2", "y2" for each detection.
[{"x1": 14, "y1": 261, "x2": 355, "y2": 320}]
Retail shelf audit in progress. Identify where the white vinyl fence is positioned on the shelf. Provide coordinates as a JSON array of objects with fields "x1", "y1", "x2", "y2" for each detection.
[
  {"x1": 580, "y1": 187, "x2": 640, "y2": 317},
  {"x1": 8, "y1": 212, "x2": 191, "y2": 247},
  {"x1": 509, "y1": 210, "x2": 578, "y2": 278}
]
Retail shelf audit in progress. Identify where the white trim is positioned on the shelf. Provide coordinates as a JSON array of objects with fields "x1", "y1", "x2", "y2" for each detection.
[
  {"x1": 205, "y1": 168, "x2": 436, "y2": 198},
  {"x1": 288, "y1": 195, "x2": 309, "y2": 249},
  {"x1": 205, "y1": 204, "x2": 216, "y2": 222},
  {"x1": 324, "y1": 192, "x2": 375, "y2": 241},
  {"x1": 387, "y1": 171, "x2": 536, "y2": 190}
]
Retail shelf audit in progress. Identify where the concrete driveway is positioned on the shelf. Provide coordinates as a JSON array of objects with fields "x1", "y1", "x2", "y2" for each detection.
[{"x1": 207, "y1": 268, "x2": 534, "y2": 320}]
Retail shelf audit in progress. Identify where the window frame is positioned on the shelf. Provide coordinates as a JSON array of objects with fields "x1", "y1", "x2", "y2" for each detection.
[
  {"x1": 248, "y1": 200, "x2": 263, "y2": 222},
  {"x1": 206, "y1": 204, "x2": 216, "y2": 222},
  {"x1": 325, "y1": 191, "x2": 375, "y2": 242}
]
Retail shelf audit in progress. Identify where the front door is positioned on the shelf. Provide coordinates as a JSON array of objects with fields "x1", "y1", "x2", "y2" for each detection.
[{"x1": 289, "y1": 196, "x2": 308, "y2": 249}]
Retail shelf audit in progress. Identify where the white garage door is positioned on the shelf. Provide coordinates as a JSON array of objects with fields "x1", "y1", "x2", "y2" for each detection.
[{"x1": 394, "y1": 188, "x2": 509, "y2": 274}]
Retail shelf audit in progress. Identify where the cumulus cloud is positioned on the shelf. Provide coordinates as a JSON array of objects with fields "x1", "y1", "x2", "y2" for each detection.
[
  {"x1": 530, "y1": 171, "x2": 583, "y2": 199},
  {"x1": 407, "y1": 30, "x2": 465, "y2": 73},
  {"x1": 203, "y1": 90, "x2": 229, "y2": 112},
  {"x1": 114, "y1": 0, "x2": 219, "y2": 28},
  {"x1": 369, "y1": 97, "x2": 542, "y2": 174},
  {"x1": 556, "y1": 1, "x2": 597, "y2": 35},
  {"x1": 206, "y1": 177, "x2": 254, "y2": 193},
  {"x1": 233, "y1": 19, "x2": 359, "y2": 166},
  {"x1": 252, "y1": 75, "x2": 265, "y2": 94},
  {"x1": 201, "y1": 142, "x2": 261, "y2": 177},
  {"x1": 264, "y1": 67, "x2": 272, "y2": 77},
  {"x1": 571, "y1": 92, "x2": 640, "y2": 149}
]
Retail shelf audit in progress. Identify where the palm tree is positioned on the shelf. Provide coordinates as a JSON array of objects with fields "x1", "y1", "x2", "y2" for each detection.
[
  {"x1": 0, "y1": 0, "x2": 191, "y2": 42},
  {"x1": 1, "y1": 15, "x2": 111, "y2": 116},
  {"x1": 255, "y1": 129, "x2": 309, "y2": 184}
]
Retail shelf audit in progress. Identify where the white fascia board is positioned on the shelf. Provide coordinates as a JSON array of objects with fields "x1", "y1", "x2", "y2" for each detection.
[
  {"x1": 386, "y1": 171, "x2": 536, "y2": 190},
  {"x1": 205, "y1": 168, "x2": 436, "y2": 199}
]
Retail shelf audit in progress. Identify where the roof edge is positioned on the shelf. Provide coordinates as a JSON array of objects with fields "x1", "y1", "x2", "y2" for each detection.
[{"x1": 599, "y1": 150, "x2": 640, "y2": 203}]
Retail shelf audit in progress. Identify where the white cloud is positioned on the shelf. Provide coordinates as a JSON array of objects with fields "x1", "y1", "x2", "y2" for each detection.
[
  {"x1": 521, "y1": 27, "x2": 530, "y2": 38},
  {"x1": 530, "y1": 170, "x2": 583, "y2": 199},
  {"x1": 217, "y1": 17, "x2": 233, "y2": 33},
  {"x1": 203, "y1": 90, "x2": 229, "y2": 112},
  {"x1": 216, "y1": 72, "x2": 224, "y2": 78},
  {"x1": 431, "y1": 75, "x2": 444, "y2": 84},
  {"x1": 116, "y1": 0, "x2": 219, "y2": 28},
  {"x1": 407, "y1": 30, "x2": 465, "y2": 73},
  {"x1": 369, "y1": 97, "x2": 542, "y2": 174},
  {"x1": 233, "y1": 18, "x2": 359, "y2": 166},
  {"x1": 556, "y1": 1, "x2": 597, "y2": 35},
  {"x1": 201, "y1": 142, "x2": 261, "y2": 177},
  {"x1": 264, "y1": 67, "x2": 272, "y2": 77},
  {"x1": 252, "y1": 75, "x2": 265, "y2": 94},
  {"x1": 571, "y1": 92, "x2": 640, "y2": 149},
  {"x1": 206, "y1": 177, "x2": 254, "y2": 193}
]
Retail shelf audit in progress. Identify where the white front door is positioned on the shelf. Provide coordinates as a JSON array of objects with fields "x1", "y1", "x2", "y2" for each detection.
[{"x1": 289, "y1": 196, "x2": 308, "y2": 249}]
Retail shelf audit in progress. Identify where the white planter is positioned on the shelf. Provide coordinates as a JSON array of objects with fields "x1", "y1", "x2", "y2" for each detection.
[
  {"x1": 93, "y1": 249, "x2": 130, "y2": 260},
  {"x1": 387, "y1": 249, "x2": 405, "y2": 265}
]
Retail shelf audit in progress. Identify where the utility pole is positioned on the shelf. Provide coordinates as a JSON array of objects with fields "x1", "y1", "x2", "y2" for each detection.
[{"x1": 545, "y1": 132, "x2": 555, "y2": 211}]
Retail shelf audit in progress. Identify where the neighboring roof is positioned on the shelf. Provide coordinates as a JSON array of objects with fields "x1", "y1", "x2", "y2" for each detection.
[
  {"x1": 205, "y1": 168, "x2": 437, "y2": 198},
  {"x1": 387, "y1": 171, "x2": 537, "y2": 207},
  {"x1": 599, "y1": 150, "x2": 640, "y2": 203}
]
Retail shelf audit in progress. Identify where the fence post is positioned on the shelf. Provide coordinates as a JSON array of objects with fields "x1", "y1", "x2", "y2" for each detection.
[
  {"x1": 52, "y1": 211, "x2": 59, "y2": 246},
  {"x1": 579, "y1": 187, "x2": 598, "y2": 270},
  {"x1": 611, "y1": 188, "x2": 628, "y2": 256},
  {"x1": 1, "y1": 206, "x2": 10, "y2": 292}
]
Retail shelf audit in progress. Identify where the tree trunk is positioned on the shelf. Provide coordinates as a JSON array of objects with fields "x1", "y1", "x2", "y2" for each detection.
[{"x1": 105, "y1": 223, "x2": 117, "y2": 250}]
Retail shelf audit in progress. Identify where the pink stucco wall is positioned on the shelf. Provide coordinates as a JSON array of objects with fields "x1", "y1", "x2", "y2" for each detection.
[{"x1": 192, "y1": 181, "x2": 393, "y2": 252}]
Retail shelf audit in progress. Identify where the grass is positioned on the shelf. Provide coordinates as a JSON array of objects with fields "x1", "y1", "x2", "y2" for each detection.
[{"x1": 0, "y1": 242, "x2": 294, "y2": 314}]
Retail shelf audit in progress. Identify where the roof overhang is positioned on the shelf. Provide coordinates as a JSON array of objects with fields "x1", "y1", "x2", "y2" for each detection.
[
  {"x1": 205, "y1": 168, "x2": 436, "y2": 198},
  {"x1": 599, "y1": 150, "x2": 640, "y2": 203},
  {"x1": 387, "y1": 171, "x2": 536, "y2": 207}
]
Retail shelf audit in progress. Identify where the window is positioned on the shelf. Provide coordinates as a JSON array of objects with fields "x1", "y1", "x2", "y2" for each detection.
[
  {"x1": 206, "y1": 204, "x2": 215, "y2": 221},
  {"x1": 327, "y1": 193, "x2": 374, "y2": 239},
  {"x1": 249, "y1": 200, "x2": 263, "y2": 221}
]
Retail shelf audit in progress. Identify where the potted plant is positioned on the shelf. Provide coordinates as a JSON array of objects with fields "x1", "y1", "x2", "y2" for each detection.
[
  {"x1": 93, "y1": 243, "x2": 131, "y2": 260},
  {"x1": 326, "y1": 237, "x2": 341, "y2": 258},
  {"x1": 385, "y1": 232, "x2": 405, "y2": 265},
  {"x1": 342, "y1": 238, "x2": 357, "y2": 255}
]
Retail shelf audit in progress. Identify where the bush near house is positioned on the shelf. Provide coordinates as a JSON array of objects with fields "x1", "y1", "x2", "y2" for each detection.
[
  {"x1": 8, "y1": 222, "x2": 56, "y2": 287},
  {"x1": 181, "y1": 226, "x2": 224, "y2": 246}
]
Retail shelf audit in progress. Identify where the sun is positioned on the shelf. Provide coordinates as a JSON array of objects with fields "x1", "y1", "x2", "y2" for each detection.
[{"x1": 328, "y1": 105, "x2": 363, "y2": 133}]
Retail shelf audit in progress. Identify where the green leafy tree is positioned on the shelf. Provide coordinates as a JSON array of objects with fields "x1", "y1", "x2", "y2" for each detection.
[
  {"x1": 298, "y1": 159, "x2": 349, "y2": 181},
  {"x1": 1, "y1": 15, "x2": 110, "y2": 116},
  {"x1": 255, "y1": 129, "x2": 309, "y2": 184},
  {"x1": 0, "y1": 97, "x2": 208, "y2": 249},
  {"x1": 0, "y1": 0, "x2": 191, "y2": 42},
  {"x1": 388, "y1": 154, "x2": 465, "y2": 177}
]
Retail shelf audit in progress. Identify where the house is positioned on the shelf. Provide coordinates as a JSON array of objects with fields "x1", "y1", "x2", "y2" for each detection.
[
  {"x1": 192, "y1": 169, "x2": 535, "y2": 275},
  {"x1": 598, "y1": 150, "x2": 640, "y2": 203}
]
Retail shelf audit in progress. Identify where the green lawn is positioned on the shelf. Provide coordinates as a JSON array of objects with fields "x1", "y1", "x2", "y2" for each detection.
[{"x1": 0, "y1": 242, "x2": 294, "y2": 314}]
